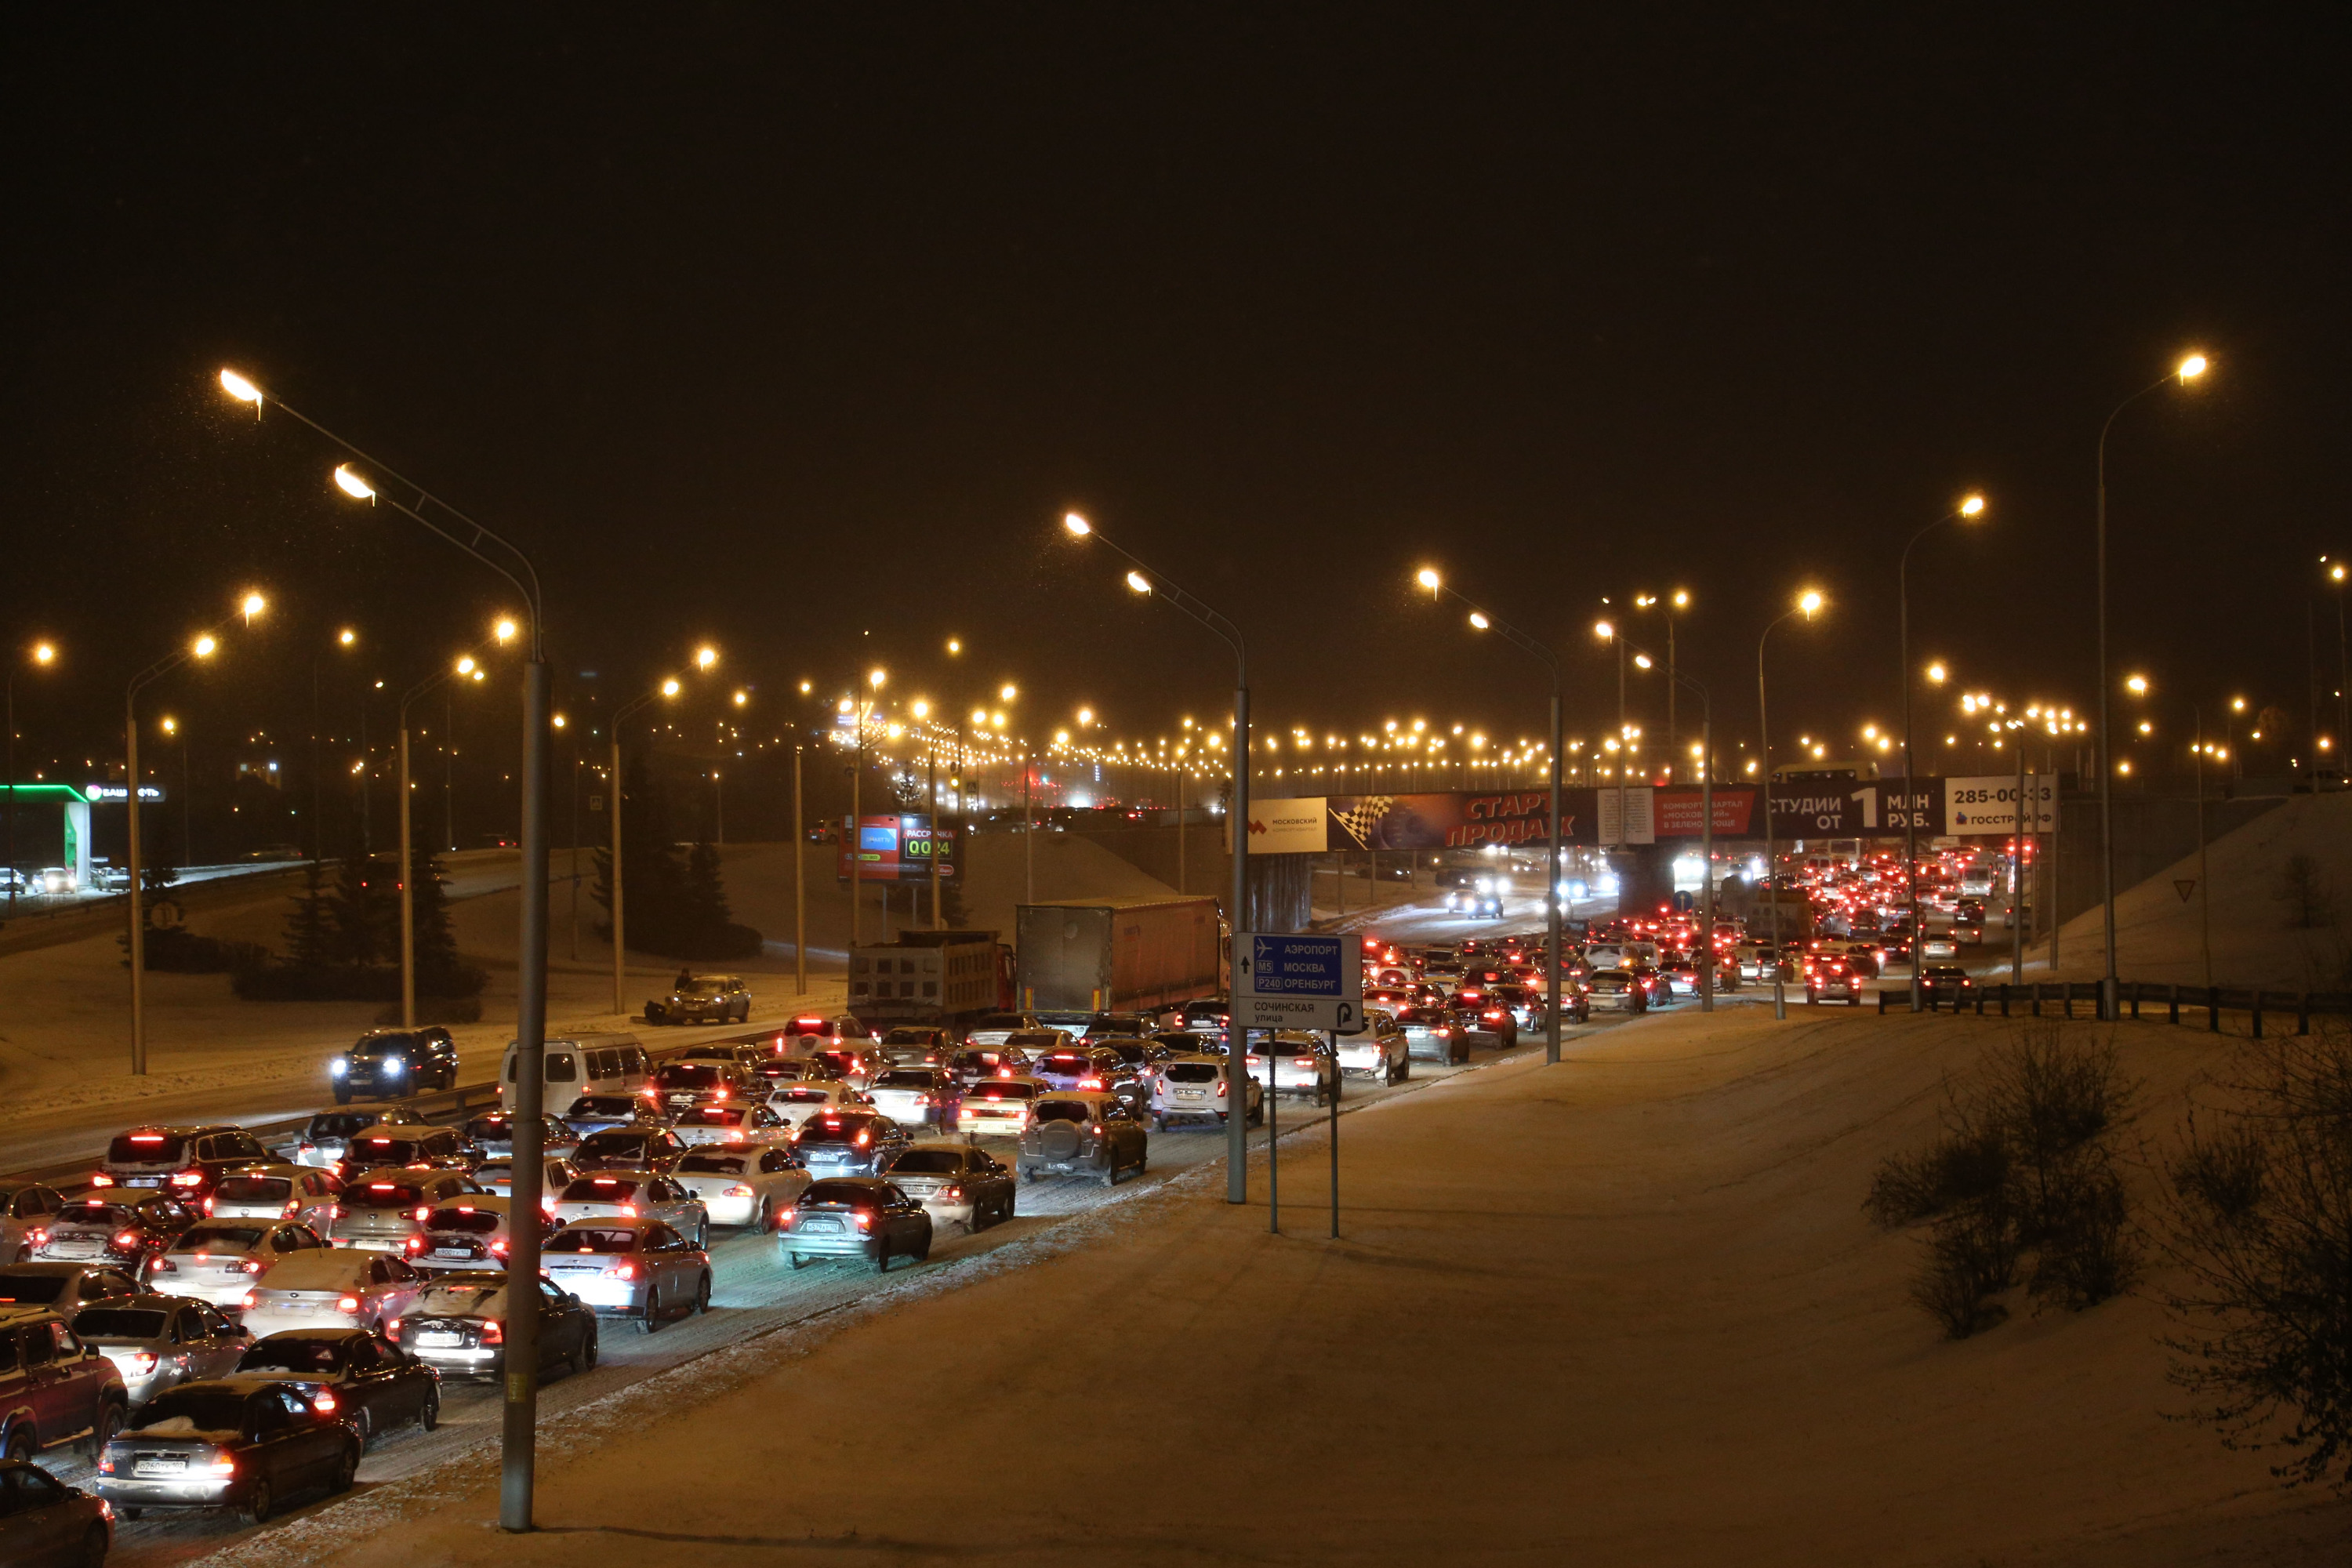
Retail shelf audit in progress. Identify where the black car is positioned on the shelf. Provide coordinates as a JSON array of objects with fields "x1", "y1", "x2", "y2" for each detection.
[
  {"x1": 96, "y1": 1377, "x2": 359, "y2": 1523},
  {"x1": 1083, "y1": 1036, "x2": 1168, "y2": 1115},
  {"x1": 1920, "y1": 964, "x2": 1976, "y2": 1004},
  {"x1": 573, "y1": 1125, "x2": 688, "y2": 1174},
  {"x1": 0, "y1": 1456, "x2": 112, "y2": 1566},
  {"x1": 1016, "y1": 1093, "x2": 1149, "y2": 1186},
  {"x1": 390, "y1": 1270, "x2": 599, "y2": 1382},
  {"x1": 1029, "y1": 1046, "x2": 1125, "y2": 1094},
  {"x1": 32, "y1": 1196, "x2": 198, "y2": 1277},
  {"x1": 561, "y1": 1094, "x2": 664, "y2": 1138},
  {"x1": 779, "y1": 1178, "x2": 933, "y2": 1272},
  {"x1": 789, "y1": 1111, "x2": 911, "y2": 1178},
  {"x1": 330, "y1": 1027, "x2": 460, "y2": 1102},
  {"x1": 459, "y1": 1113, "x2": 580, "y2": 1161},
  {"x1": 234, "y1": 1329, "x2": 440, "y2": 1447},
  {"x1": 332, "y1": 1125, "x2": 475, "y2": 1184},
  {"x1": 96, "y1": 1125, "x2": 274, "y2": 1199},
  {"x1": 877, "y1": 1027, "x2": 954, "y2": 1066}
]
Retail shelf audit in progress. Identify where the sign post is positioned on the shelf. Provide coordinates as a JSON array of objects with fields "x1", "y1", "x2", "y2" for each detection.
[{"x1": 1235, "y1": 933, "x2": 1361, "y2": 1236}]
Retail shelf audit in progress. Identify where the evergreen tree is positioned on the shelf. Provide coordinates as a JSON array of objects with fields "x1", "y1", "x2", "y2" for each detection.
[
  {"x1": 591, "y1": 757, "x2": 689, "y2": 949},
  {"x1": 285, "y1": 858, "x2": 335, "y2": 969},
  {"x1": 327, "y1": 853, "x2": 396, "y2": 965},
  {"x1": 681, "y1": 840, "x2": 732, "y2": 947},
  {"x1": 405, "y1": 838, "x2": 465, "y2": 988}
]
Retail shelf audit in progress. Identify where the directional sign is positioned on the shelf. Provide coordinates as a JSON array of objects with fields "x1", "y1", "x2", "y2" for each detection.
[{"x1": 1234, "y1": 931, "x2": 1364, "y2": 1033}]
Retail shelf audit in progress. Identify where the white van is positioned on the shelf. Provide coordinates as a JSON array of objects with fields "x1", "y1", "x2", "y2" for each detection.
[{"x1": 499, "y1": 1032, "x2": 652, "y2": 1112}]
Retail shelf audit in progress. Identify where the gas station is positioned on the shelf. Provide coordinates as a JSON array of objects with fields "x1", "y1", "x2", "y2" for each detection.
[{"x1": 1, "y1": 781, "x2": 160, "y2": 895}]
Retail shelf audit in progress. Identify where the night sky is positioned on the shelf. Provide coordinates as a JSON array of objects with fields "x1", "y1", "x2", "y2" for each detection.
[{"x1": 4, "y1": 8, "x2": 2347, "y2": 825}]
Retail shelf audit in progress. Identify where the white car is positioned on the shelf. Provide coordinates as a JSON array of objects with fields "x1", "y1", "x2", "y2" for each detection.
[
  {"x1": 146, "y1": 1219, "x2": 335, "y2": 1307},
  {"x1": 764, "y1": 1080, "x2": 869, "y2": 1131},
  {"x1": 1149, "y1": 1054, "x2": 1260, "y2": 1130},
  {"x1": 236, "y1": 1247, "x2": 427, "y2": 1334},
  {"x1": 206, "y1": 1164, "x2": 343, "y2": 1232},
  {"x1": 671, "y1": 1146, "x2": 810, "y2": 1231},
  {"x1": 550, "y1": 1171, "x2": 709, "y2": 1248},
  {"x1": 1243, "y1": 1033, "x2": 1340, "y2": 1104},
  {"x1": 470, "y1": 1156, "x2": 578, "y2": 1206},
  {"x1": 1335, "y1": 1015, "x2": 1410, "y2": 1086},
  {"x1": 957, "y1": 1076, "x2": 1049, "y2": 1139},
  {"x1": 668, "y1": 1102, "x2": 792, "y2": 1149},
  {"x1": 864, "y1": 1068, "x2": 960, "y2": 1131}
]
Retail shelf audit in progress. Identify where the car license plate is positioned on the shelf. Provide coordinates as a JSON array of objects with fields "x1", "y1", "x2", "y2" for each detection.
[
  {"x1": 802, "y1": 1217, "x2": 840, "y2": 1232},
  {"x1": 417, "y1": 1330, "x2": 462, "y2": 1347},
  {"x1": 434, "y1": 1247, "x2": 470, "y2": 1258},
  {"x1": 1176, "y1": 1090, "x2": 1203, "y2": 1101},
  {"x1": 134, "y1": 1456, "x2": 187, "y2": 1475},
  {"x1": 124, "y1": 1177, "x2": 162, "y2": 1187}
]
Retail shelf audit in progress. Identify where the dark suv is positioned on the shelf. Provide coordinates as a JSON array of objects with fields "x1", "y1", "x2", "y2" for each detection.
[
  {"x1": 331, "y1": 1028, "x2": 460, "y2": 1102},
  {"x1": 0, "y1": 1307, "x2": 129, "y2": 1463},
  {"x1": 331, "y1": 1126, "x2": 476, "y2": 1184},
  {"x1": 96, "y1": 1126, "x2": 274, "y2": 1199}
]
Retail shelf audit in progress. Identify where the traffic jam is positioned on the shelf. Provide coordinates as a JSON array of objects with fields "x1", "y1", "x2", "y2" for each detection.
[{"x1": 0, "y1": 854, "x2": 2002, "y2": 1554}]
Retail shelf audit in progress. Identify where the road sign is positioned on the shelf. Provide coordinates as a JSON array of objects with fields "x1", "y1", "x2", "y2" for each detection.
[
  {"x1": 1234, "y1": 931, "x2": 1364, "y2": 1033},
  {"x1": 2175, "y1": 878, "x2": 2197, "y2": 903}
]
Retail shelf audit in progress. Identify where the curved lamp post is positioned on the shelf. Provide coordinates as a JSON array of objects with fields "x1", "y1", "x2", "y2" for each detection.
[
  {"x1": 397, "y1": 624, "x2": 518, "y2": 1027},
  {"x1": 1899, "y1": 494, "x2": 1987, "y2": 1011},
  {"x1": 1416, "y1": 568, "x2": 1563, "y2": 1062},
  {"x1": 1618, "y1": 634, "x2": 1717, "y2": 1012},
  {"x1": 1063, "y1": 511, "x2": 1252, "y2": 1205}
]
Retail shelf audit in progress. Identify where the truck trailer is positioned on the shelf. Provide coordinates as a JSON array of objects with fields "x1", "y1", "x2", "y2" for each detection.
[
  {"x1": 1014, "y1": 898, "x2": 1223, "y2": 1015},
  {"x1": 846, "y1": 929, "x2": 1014, "y2": 1029}
]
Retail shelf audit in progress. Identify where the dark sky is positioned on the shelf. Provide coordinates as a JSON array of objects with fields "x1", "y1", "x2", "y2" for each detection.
[{"x1": 5, "y1": 6, "x2": 2348, "y2": 796}]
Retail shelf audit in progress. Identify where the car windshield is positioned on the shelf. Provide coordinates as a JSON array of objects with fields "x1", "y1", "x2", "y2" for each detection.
[
  {"x1": 779, "y1": 1087, "x2": 835, "y2": 1104},
  {"x1": 176, "y1": 1225, "x2": 264, "y2": 1249},
  {"x1": 797, "y1": 1119, "x2": 872, "y2": 1144},
  {"x1": 427, "y1": 1208, "x2": 502, "y2": 1233},
  {"x1": 1040, "y1": 1054, "x2": 1088, "y2": 1073},
  {"x1": 876, "y1": 1070, "x2": 935, "y2": 1089},
  {"x1": 653, "y1": 1065, "x2": 727, "y2": 1090},
  {"x1": 57, "y1": 1203, "x2": 136, "y2": 1227},
  {"x1": 880, "y1": 1029, "x2": 937, "y2": 1045},
  {"x1": 546, "y1": 1228, "x2": 637, "y2": 1254},
  {"x1": 414, "y1": 1279, "x2": 506, "y2": 1317},
  {"x1": 968, "y1": 1083, "x2": 1039, "y2": 1102},
  {"x1": 212, "y1": 1178, "x2": 292, "y2": 1205},
  {"x1": 107, "y1": 1132, "x2": 186, "y2": 1164},
  {"x1": 560, "y1": 1178, "x2": 642, "y2": 1202},
  {"x1": 132, "y1": 1391, "x2": 249, "y2": 1436},
  {"x1": 568, "y1": 1096, "x2": 644, "y2": 1117},
  {"x1": 887, "y1": 1150, "x2": 964, "y2": 1174},
  {"x1": 73, "y1": 1307, "x2": 166, "y2": 1339},
  {"x1": 238, "y1": 1339, "x2": 346, "y2": 1373},
  {"x1": 578, "y1": 1133, "x2": 649, "y2": 1157},
  {"x1": 1095, "y1": 1041, "x2": 1148, "y2": 1064},
  {"x1": 462, "y1": 1118, "x2": 515, "y2": 1141},
  {"x1": 1033, "y1": 1102, "x2": 1093, "y2": 1125},
  {"x1": 349, "y1": 1138, "x2": 423, "y2": 1162},
  {"x1": 349, "y1": 1183, "x2": 425, "y2": 1209},
  {"x1": 1005, "y1": 1033, "x2": 1065, "y2": 1050},
  {"x1": 676, "y1": 980, "x2": 720, "y2": 996},
  {"x1": 801, "y1": 1181, "x2": 877, "y2": 1207},
  {"x1": 306, "y1": 1115, "x2": 376, "y2": 1141},
  {"x1": 1163, "y1": 1062, "x2": 1219, "y2": 1083},
  {"x1": 674, "y1": 1107, "x2": 746, "y2": 1127},
  {"x1": 676, "y1": 1154, "x2": 746, "y2": 1176}
]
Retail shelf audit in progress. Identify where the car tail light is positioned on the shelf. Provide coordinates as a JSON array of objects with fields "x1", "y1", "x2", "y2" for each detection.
[
  {"x1": 619, "y1": 1204, "x2": 639, "y2": 1218},
  {"x1": 123, "y1": 1351, "x2": 157, "y2": 1374},
  {"x1": 149, "y1": 1255, "x2": 176, "y2": 1274},
  {"x1": 1215, "y1": 1079, "x2": 1229, "y2": 1099},
  {"x1": 238, "y1": 1258, "x2": 263, "y2": 1274},
  {"x1": 205, "y1": 1456, "x2": 238, "y2": 1477},
  {"x1": 384, "y1": 1317, "x2": 401, "y2": 1337},
  {"x1": 90, "y1": 1174, "x2": 114, "y2": 1187},
  {"x1": 1292, "y1": 1057, "x2": 1314, "y2": 1069},
  {"x1": 172, "y1": 1171, "x2": 203, "y2": 1187},
  {"x1": 201, "y1": 1196, "x2": 216, "y2": 1215},
  {"x1": 853, "y1": 1212, "x2": 872, "y2": 1231},
  {"x1": 96, "y1": 1450, "x2": 115, "y2": 1474},
  {"x1": 481, "y1": 1319, "x2": 505, "y2": 1343},
  {"x1": 239, "y1": 1291, "x2": 256, "y2": 1310},
  {"x1": 404, "y1": 1236, "x2": 425, "y2": 1255},
  {"x1": 313, "y1": 1388, "x2": 339, "y2": 1412},
  {"x1": 778, "y1": 1210, "x2": 797, "y2": 1229},
  {"x1": 608, "y1": 1261, "x2": 635, "y2": 1279},
  {"x1": 855, "y1": 1131, "x2": 870, "y2": 1148},
  {"x1": 1077, "y1": 1077, "x2": 1102, "y2": 1091},
  {"x1": 490, "y1": 1239, "x2": 510, "y2": 1257},
  {"x1": 113, "y1": 1229, "x2": 140, "y2": 1248}
]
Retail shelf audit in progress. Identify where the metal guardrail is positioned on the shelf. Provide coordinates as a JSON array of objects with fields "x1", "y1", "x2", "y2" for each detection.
[
  {"x1": 2, "y1": 1019, "x2": 801, "y2": 1188},
  {"x1": 1876, "y1": 980, "x2": 2352, "y2": 1037}
]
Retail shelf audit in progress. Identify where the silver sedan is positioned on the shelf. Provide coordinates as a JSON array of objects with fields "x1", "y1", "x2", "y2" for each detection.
[{"x1": 71, "y1": 1293, "x2": 250, "y2": 1406}]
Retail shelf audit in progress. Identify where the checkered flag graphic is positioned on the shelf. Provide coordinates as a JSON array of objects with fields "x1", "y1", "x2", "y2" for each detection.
[{"x1": 1329, "y1": 797, "x2": 1392, "y2": 849}]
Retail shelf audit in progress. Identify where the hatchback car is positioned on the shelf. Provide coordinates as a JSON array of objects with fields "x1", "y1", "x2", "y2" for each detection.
[
  {"x1": 0, "y1": 1184, "x2": 66, "y2": 1266},
  {"x1": 877, "y1": 1026, "x2": 955, "y2": 1066},
  {"x1": 946, "y1": 1046, "x2": 1030, "y2": 1085},
  {"x1": 573, "y1": 1124, "x2": 689, "y2": 1174},
  {"x1": 648, "y1": 1060, "x2": 757, "y2": 1116},
  {"x1": 791, "y1": 1111, "x2": 911, "y2": 1178},
  {"x1": 96, "y1": 1125, "x2": 274, "y2": 1199},
  {"x1": 539, "y1": 1219, "x2": 712, "y2": 1332},
  {"x1": 880, "y1": 1145, "x2": 1015, "y2": 1234},
  {"x1": 457, "y1": 1113, "x2": 579, "y2": 1161},
  {"x1": 0, "y1": 1265, "x2": 143, "y2": 1316},
  {"x1": 388, "y1": 1271, "x2": 598, "y2": 1381},
  {"x1": 73, "y1": 1295, "x2": 251, "y2": 1408},
  {"x1": 669, "y1": 1102, "x2": 791, "y2": 1149},
  {"x1": 205, "y1": 1166, "x2": 341, "y2": 1232},
  {"x1": 764, "y1": 1080, "x2": 869, "y2": 1131},
  {"x1": 1336, "y1": 1015, "x2": 1410, "y2": 1086},
  {"x1": 1029, "y1": 1046, "x2": 1123, "y2": 1094},
  {"x1": 1243, "y1": 1034, "x2": 1340, "y2": 1105},
  {"x1": 236, "y1": 1249, "x2": 426, "y2": 1335},
  {"x1": 956, "y1": 1076, "x2": 1047, "y2": 1139},
  {"x1": 326, "y1": 1171, "x2": 481, "y2": 1255},
  {"x1": 1585, "y1": 968, "x2": 1648, "y2": 1013},
  {"x1": 864, "y1": 1067, "x2": 963, "y2": 1130},
  {"x1": 147, "y1": 1221, "x2": 331, "y2": 1306},
  {"x1": 0, "y1": 1454, "x2": 111, "y2": 1565},
  {"x1": 550, "y1": 1173, "x2": 709, "y2": 1246},
  {"x1": 34, "y1": 1196, "x2": 199, "y2": 1278},
  {"x1": 672, "y1": 1147, "x2": 810, "y2": 1231},
  {"x1": 1805, "y1": 956, "x2": 1865, "y2": 1006},
  {"x1": 0, "y1": 1307, "x2": 129, "y2": 1462},
  {"x1": 329, "y1": 1026, "x2": 460, "y2": 1100},
  {"x1": 1919, "y1": 964, "x2": 1976, "y2": 1004},
  {"x1": 1017, "y1": 1093, "x2": 1148, "y2": 1186},
  {"x1": 96, "y1": 1377, "x2": 358, "y2": 1523},
  {"x1": 234, "y1": 1328, "x2": 439, "y2": 1447},
  {"x1": 413, "y1": 1197, "x2": 547, "y2": 1274},
  {"x1": 291, "y1": 1106, "x2": 428, "y2": 1171},
  {"x1": 331, "y1": 1125, "x2": 475, "y2": 1185},
  {"x1": 1149, "y1": 1055, "x2": 1259, "y2": 1129},
  {"x1": 779, "y1": 1178, "x2": 933, "y2": 1272},
  {"x1": 560, "y1": 1093, "x2": 664, "y2": 1138}
]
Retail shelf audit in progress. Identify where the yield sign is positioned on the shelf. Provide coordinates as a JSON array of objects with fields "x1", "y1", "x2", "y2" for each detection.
[{"x1": 2174, "y1": 879, "x2": 2198, "y2": 903}]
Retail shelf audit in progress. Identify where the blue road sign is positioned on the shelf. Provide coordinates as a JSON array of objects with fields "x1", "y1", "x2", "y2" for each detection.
[{"x1": 1236, "y1": 933, "x2": 1364, "y2": 1031}]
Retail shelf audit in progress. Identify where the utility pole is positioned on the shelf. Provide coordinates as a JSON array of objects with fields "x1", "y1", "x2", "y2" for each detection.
[{"x1": 793, "y1": 745, "x2": 807, "y2": 996}]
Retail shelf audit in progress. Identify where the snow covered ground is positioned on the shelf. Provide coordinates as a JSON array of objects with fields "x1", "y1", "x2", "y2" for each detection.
[{"x1": 151, "y1": 1001, "x2": 2352, "y2": 1566}]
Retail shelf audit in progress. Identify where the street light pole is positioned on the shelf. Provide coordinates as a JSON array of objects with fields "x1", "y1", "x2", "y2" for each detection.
[
  {"x1": 1624, "y1": 633, "x2": 1714, "y2": 1012},
  {"x1": 400, "y1": 638, "x2": 510, "y2": 1028},
  {"x1": 1417, "y1": 569, "x2": 1565, "y2": 1064},
  {"x1": 1063, "y1": 513, "x2": 1251, "y2": 1202},
  {"x1": 215, "y1": 368, "x2": 554, "y2": 1534},
  {"x1": 2093, "y1": 354, "x2": 2208, "y2": 1021},
  {"x1": 1900, "y1": 495, "x2": 1987, "y2": 1011},
  {"x1": 1758, "y1": 592, "x2": 1825, "y2": 1021}
]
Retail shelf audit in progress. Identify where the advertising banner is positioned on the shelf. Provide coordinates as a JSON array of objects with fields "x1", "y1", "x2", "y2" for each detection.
[
  {"x1": 1595, "y1": 786, "x2": 1656, "y2": 846},
  {"x1": 1654, "y1": 787, "x2": 1759, "y2": 837},
  {"x1": 1231, "y1": 797, "x2": 1332, "y2": 854},
  {"x1": 837, "y1": 815, "x2": 960, "y2": 882},
  {"x1": 1944, "y1": 775, "x2": 2056, "y2": 836},
  {"x1": 1325, "y1": 791, "x2": 1566, "y2": 851}
]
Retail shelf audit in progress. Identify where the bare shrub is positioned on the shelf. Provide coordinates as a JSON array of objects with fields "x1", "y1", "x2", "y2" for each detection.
[
  {"x1": 1914, "y1": 1207, "x2": 2016, "y2": 1339},
  {"x1": 2027, "y1": 1146, "x2": 2138, "y2": 1309},
  {"x1": 2161, "y1": 1029, "x2": 2352, "y2": 1489},
  {"x1": 1865, "y1": 1119, "x2": 2009, "y2": 1229}
]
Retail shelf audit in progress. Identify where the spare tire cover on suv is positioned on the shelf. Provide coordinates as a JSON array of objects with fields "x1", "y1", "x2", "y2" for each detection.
[{"x1": 1036, "y1": 1123, "x2": 1083, "y2": 1163}]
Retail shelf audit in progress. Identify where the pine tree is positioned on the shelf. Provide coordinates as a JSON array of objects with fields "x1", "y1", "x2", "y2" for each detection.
[
  {"x1": 681, "y1": 840, "x2": 732, "y2": 947},
  {"x1": 327, "y1": 853, "x2": 395, "y2": 965},
  {"x1": 406, "y1": 838, "x2": 465, "y2": 988},
  {"x1": 285, "y1": 858, "x2": 335, "y2": 969}
]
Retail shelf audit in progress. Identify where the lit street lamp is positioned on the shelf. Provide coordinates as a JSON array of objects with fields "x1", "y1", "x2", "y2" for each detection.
[
  {"x1": 8, "y1": 641, "x2": 59, "y2": 910},
  {"x1": 2094, "y1": 353, "x2": 2208, "y2": 1019},
  {"x1": 1064, "y1": 510, "x2": 1252, "y2": 1206},
  {"x1": 399, "y1": 625, "x2": 519, "y2": 1027},
  {"x1": 218, "y1": 367, "x2": 553, "y2": 1534},
  {"x1": 1417, "y1": 567, "x2": 1566, "y2": 1063},
  {"x1": 1900, "y1": 493, "x2": 1987, "y2": 1011},
  {"x1": 611, "y1": 651, "x2": 718, "y2": 1015},
  {"x1": 1757, "y1": 590, "x2": 1825, "y2": 1020},
  {"x1": 128, "y1": 595, "x2": 266, "y2": 1074}
]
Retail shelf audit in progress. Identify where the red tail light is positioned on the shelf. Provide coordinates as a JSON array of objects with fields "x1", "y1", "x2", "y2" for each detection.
[
  {"x1": 113, "y1": 1230, "x2": 140, "y2": 1248},
  {"x1": 490, "y1": 1240, "x2": 509, "y2": 1257},
  {"x1": 336, "y1": 1294, "x2": 361, "y2": 1314},
  {"x1": 1292, "y1": 1058, "x2": 1314, "y2": 1069},
  {"x1": 1077, "y1": 1078, "x2": 1103, "y2": 1091},
  {"x1": 90, "y1": 1174, "x2": 114, "y2": 1187},
  {"x1": 202, "y1": 1196, "x2": 216, "y2": 1215},
  {"x1": 854, "y1": 1212, "x2": 873, "y2": 1231},
  {"x1": 1215, "y1": 1079, "x2": 1229, "y2": 1099},
  {"x1": 608, "y1": 1262, "x2": 634, "y2": 1280},
  {"x1": 171, "y1": 1172, "x2": 203, "y2": 1187},
  {"x1": 312, "y1": 1388, "x2": 339, "y2": 1412},
  {"x1": 481, "y1": 1319, "x2": 505, "y2": 1343},
  {"x1": 238, "y1": 1258, "x2": 263, "y2": 1274}
]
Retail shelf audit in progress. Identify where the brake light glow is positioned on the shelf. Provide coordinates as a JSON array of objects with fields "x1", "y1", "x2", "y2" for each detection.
[
  {"x1": 481, "y1": 1319, "x2": 505, "y2": 1343},
  {"x1": 171, "y1": 1172, "x2": 203, "y2": 1187},
  {"x1": 336, "y1": 1294, "x2": 361, "y2": 1314},
  {"x1": 90, "y1": 1174, "x2": 114, "y2": 1186},
  {"x1": 853, "y1": 1212, "x2": 872, "y2": 1231},
  {"x1": 130, "y1": 1134, "x2": 165, "y2": 1144},
  {"x1": 608, "y1": 1261, "x2": 634, "y2": 1279},
  {"x1": 113, "y1": 1229, "x2": 140, "y2": 1247},
  {"x1": 205, "y1": 1457, "x2": 238, "y2": 1477},
  {"x1": 312, "y1": 1388, "x2": 339, "y2": 1412}
]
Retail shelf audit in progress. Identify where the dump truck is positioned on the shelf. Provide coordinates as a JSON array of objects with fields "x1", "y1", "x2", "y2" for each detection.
[
  {"x1": 845, "y1": 929, "x2": 1014, "y2": 1029},
  {"x1": 1014, "y1": 898, "x2": 1224, "y2": 1015}
]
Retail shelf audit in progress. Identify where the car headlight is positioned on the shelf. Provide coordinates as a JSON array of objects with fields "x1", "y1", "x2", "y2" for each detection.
[
  {"x1": 329, "y1": 1058, "x2": 348, "y2": 1077},
  {"x1": 387, "y1": 1059, "x2": 405, "y2": 1075}
]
